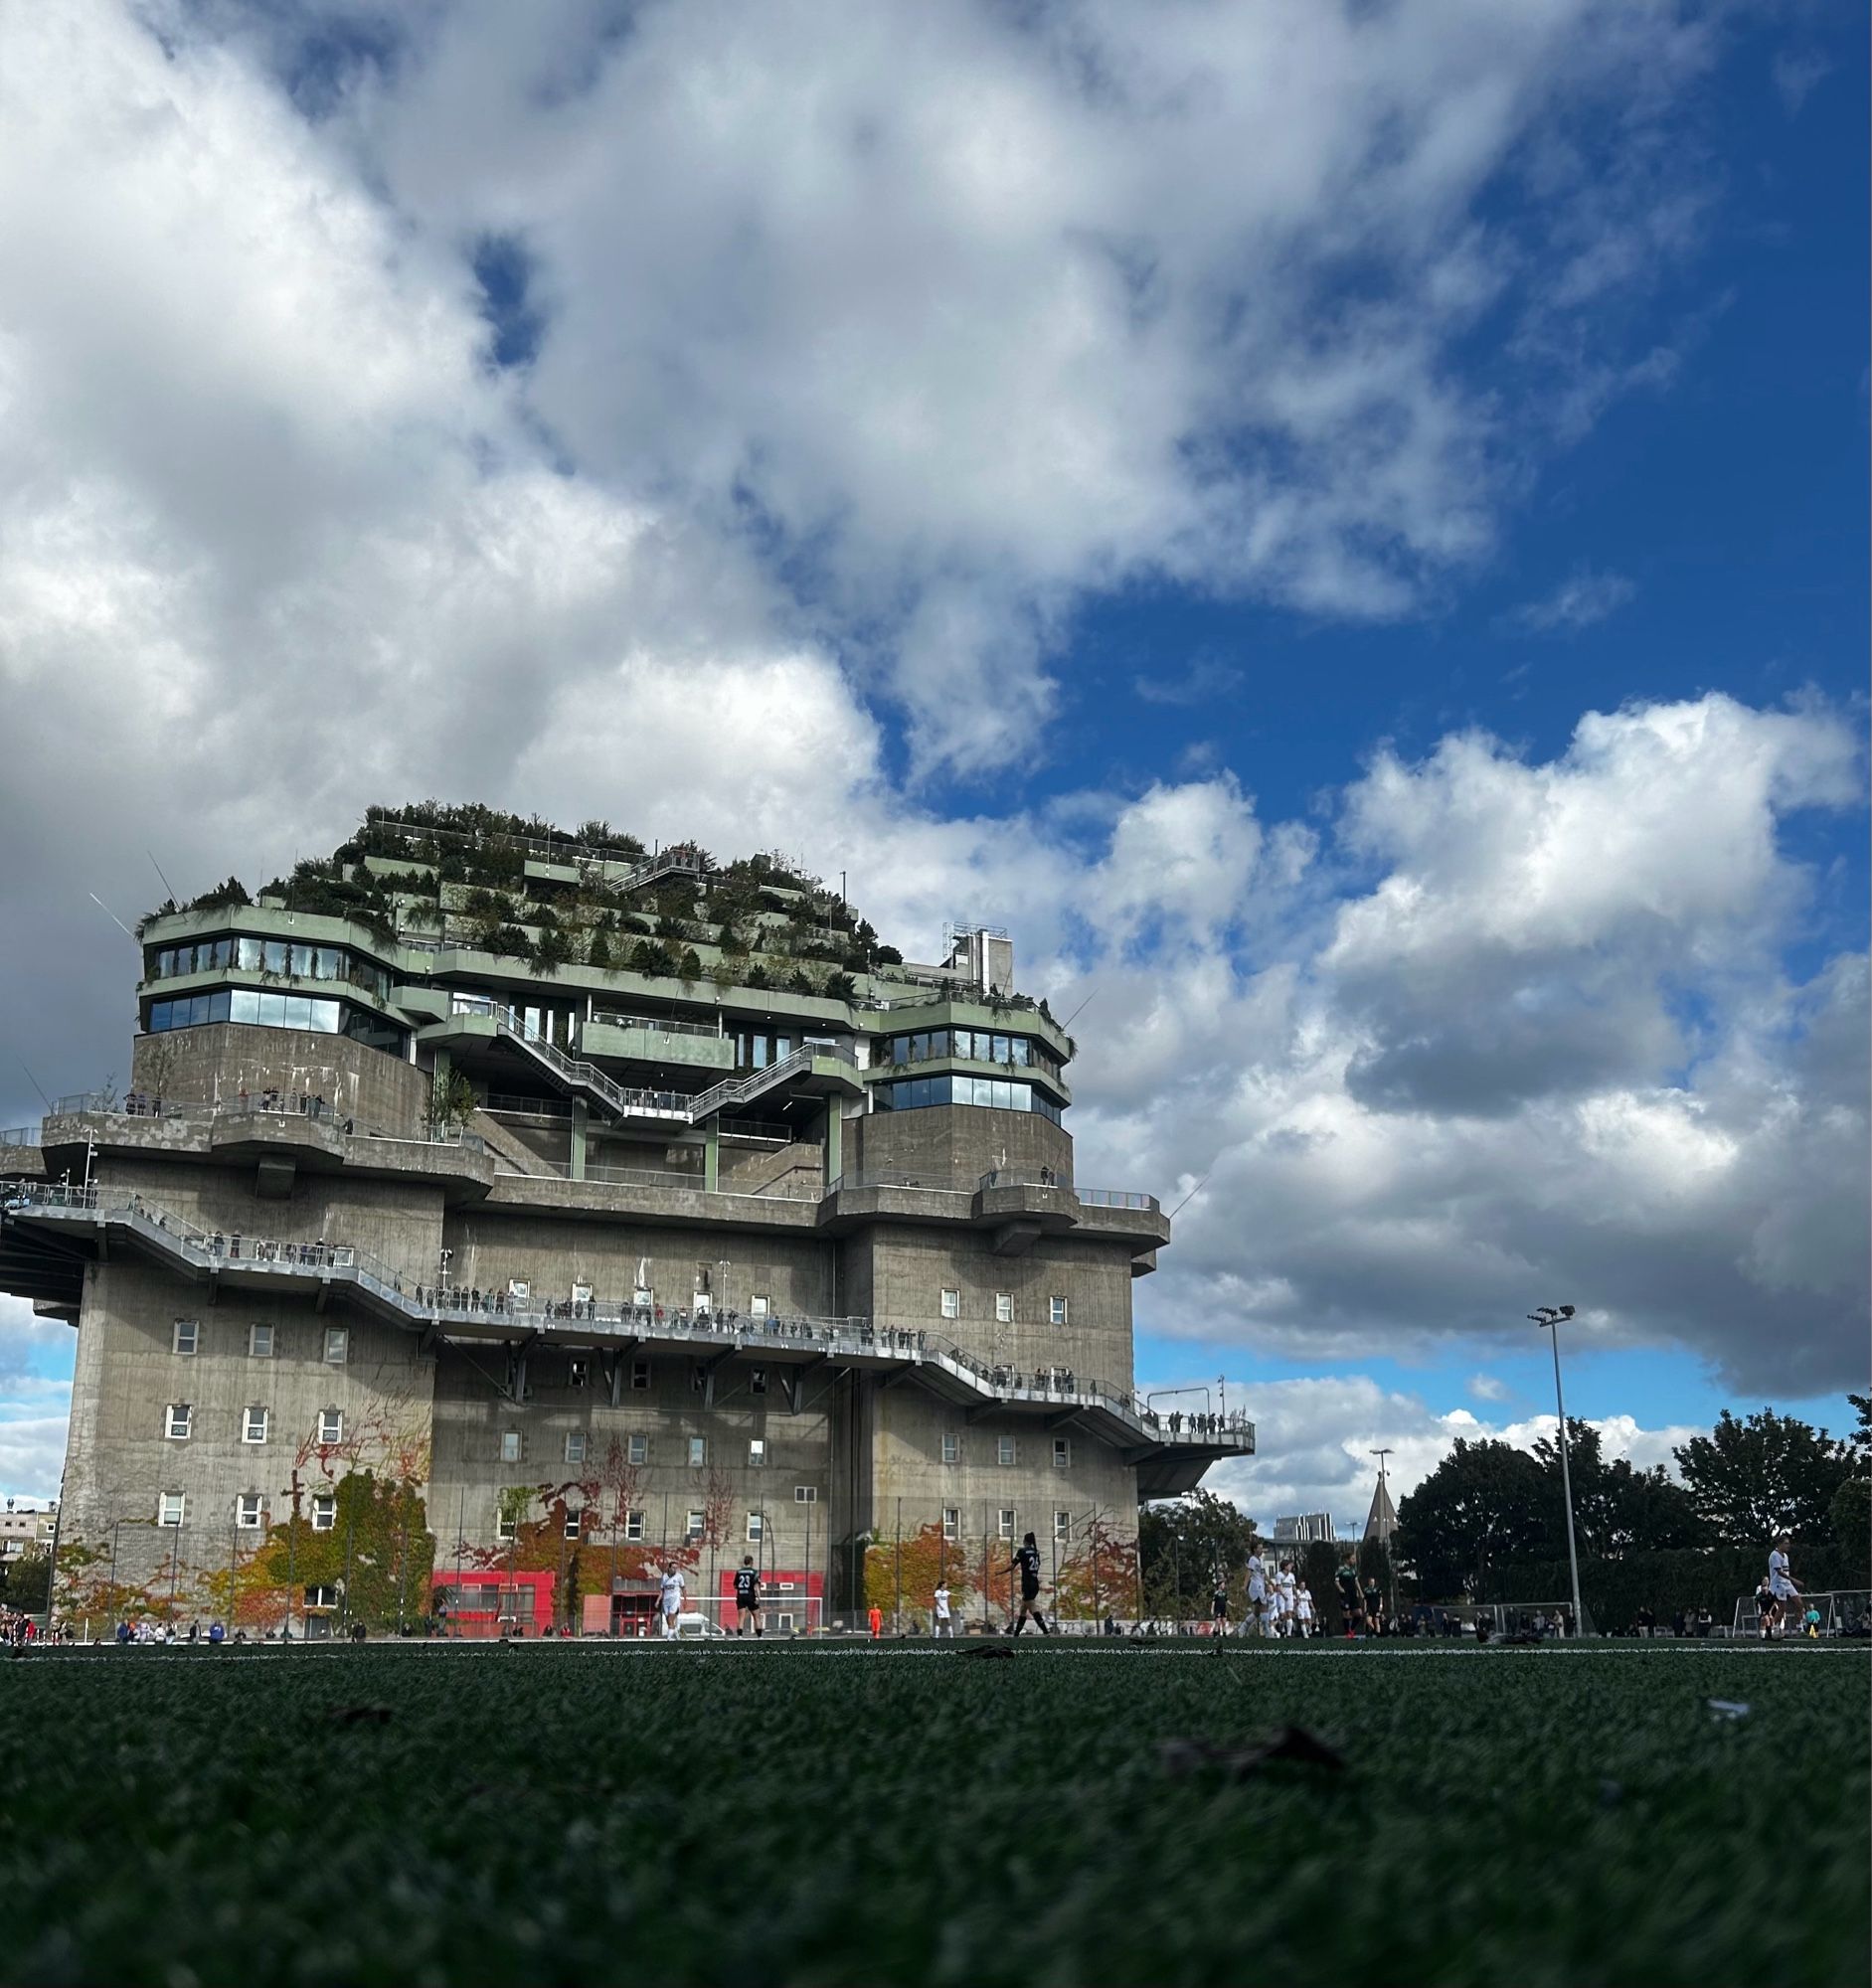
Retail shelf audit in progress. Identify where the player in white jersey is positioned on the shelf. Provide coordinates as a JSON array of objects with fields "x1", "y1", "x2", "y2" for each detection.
[
  {"x1": 657, "y1": 1564, "x2": 686, "y2": 1638},
  {"x1": 932, "y1": 1579, "x2": 954, "y2": 1639},
  {"x1": 1245, "y1": 1547, "x2": 1269, "y2": 1636},
  {"x1": 1769, "y1": 1535, "x2": 1799, "y2": 1607},
  {"x1": 1295, "y1": 1583, "x2": 1315, "y2": 1638},
  {"x1": 1276, "y1": 1560, "x2": 1298, "y2": 1638}
]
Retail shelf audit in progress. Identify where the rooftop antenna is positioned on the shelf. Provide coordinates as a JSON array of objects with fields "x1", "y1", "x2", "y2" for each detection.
[
  {"x1": 88, "y1": 894, "x2": 136, "y2": 941},
  {"x1": 16, "y1": 1060, "x2": 52, "y2": 1113},
  {"x1": 1167, "y1": 1170, "x2": 1212, "y2": 1220},
  {"x1": 1060, "y1": 987, "x2": 1099, "y2": 1032},
  {"x1": 146, "y1": 850, "x2": 180, "y2": 906}
]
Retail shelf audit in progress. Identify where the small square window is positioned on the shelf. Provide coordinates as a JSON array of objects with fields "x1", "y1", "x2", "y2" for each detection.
[
  {"x1": 624, "y1": 1511, "x2": 645, "y2": 1542},
  {"x1": 165, "y1": 1404, "x2": 192, "y2": 1441},
  {"x1": 994, "y1": 1292, "x2": 1012, "y2": 1324},
  {"x1": 1049, "y1": 1296, "x2": 1068, "y2": 1325},
  {"x1": 311, "y1": 1493, "x2": 336, "y2": 1532},
  {"x1": 685, "y1": 1509, "x2": 705, "y2": 1540},
  {"x1": 997, "y1": 1435, "x2": 1016, "y2": 1466},
  {"x1": 304, "y1": 1583, "x2": 339, "y2": 1610},
  {"x1": 1054, "y1": 1509, "x2": 1072, "y2": 1541},
  {"x1": 173, "y1": 1320, "x2": 198, "y2": 1356},
  {"x1": 235, "y1": 1494, "x2": 264, "y2": 1531},
  {"x1": 323, "y1": 1326, "x2": 349, "y2": 1365},
  {"x1": 243, "y1": 1407, "x2": 268, "y2": 1445},
  {"x1": 750, "y1": 1368, "x2": 767, "y2": 1395},
  {"x1": 564, "y1": 1510, "x2": 584, "y2": 1541},
  {"x1": 690, "y1": 1364, "x2": 707, "y2": 1393},
  {"x1": 629, "y1": 1359, "x2": 650, "y2": 1391},
  {"x1": 568, "y1": 1357, "x2": 590, "y2": 1389},
  {"x1": 794, "y1": 1485, "x2": 818, "y2": 1504},
  {"x1": 749, "y1": 1438, "x2": 766, "y2": 1467},
  {"x1": 249, "y1": 1322, "x2": 273, "y2": 1358},
  {"x1": 939, "y1": 1288, "x2": 960, "y2": 1319},
  {"x1": 687, "y1": 1436, "x2": 706, "y2": 1468},
  {"x1": 750, "y1": 1294, "x2": 769, "y2": 1318},
  {"x1": 941, "y1": 1432, "x2": 960, "y2": 1464},
  {"x1": 747, "y1": 1511, "x2": 765, "y2": 1543},
  {"x1": 157, "y1": 1493, "x2": 185, "y2": 1527},
  {"x1": 565, "y1": 1431, "x2": 588, "y2": 1465},
  {"x1": 318, "y1": 1408, "x2": 344, "y2": 1445},
  {"x1": 627, "y1": 1432, "x2": 648, "y2": 1466},
  {"x1": 1052, "y1": 1436, "x2": 1071, "y2": 1469},
  {"x1": 495, "y1": 1509, "x2": 517, "y2": 1543},
  {"x1": 998, "y1": 1508, "x2": 1015, "y2": 1540},
  {"x1": 941, "y1": 1507, "x2": 959, "y2": 1541},
  {"x1": 500, "y1": 1429, "x2": 522, "y2": 1463}
]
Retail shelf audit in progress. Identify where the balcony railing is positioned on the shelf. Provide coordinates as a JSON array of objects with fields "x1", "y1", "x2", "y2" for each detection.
[{"x1": 37, "y1": 1094, "x2": 484, "y2": 1153}]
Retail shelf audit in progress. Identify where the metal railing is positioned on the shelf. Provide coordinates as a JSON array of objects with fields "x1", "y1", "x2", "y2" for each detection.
[
  {"x1": 824, "y1": 1170, "x2": 974, "y2": 1197},
  {"x1": 0, "y1": 1182, "x2": 1245, "y2": 1449},
  {"x1": 590, "y1": 1010, "x2": 721, "y2": 1040},
  {"x1": 36, "y1": 1093, "x2": 484, "y2": 1156},
  {"x1": 976, "y1": 1167, "x2": 1068, "y2": 1193},
  {"x1": 1078, "y1": 1188, "x2": 1161, "y2": 1214}
]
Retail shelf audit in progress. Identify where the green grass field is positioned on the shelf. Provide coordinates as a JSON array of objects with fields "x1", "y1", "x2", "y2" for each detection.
[{"x1": 1, "y1": 1642, "x2": 1864, "y2": 1986}]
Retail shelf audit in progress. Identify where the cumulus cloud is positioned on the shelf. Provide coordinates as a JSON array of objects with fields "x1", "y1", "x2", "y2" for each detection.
[
  {"x1": 1507, "y1": 568, "x2": 1636, "y2": 632},
  {"x1": 1183, "y1": 1372, "x2": 1703, "y2": 1532},
  {"x1": 0, "y1": 3, "x2": 1861, "y2": 1496}
]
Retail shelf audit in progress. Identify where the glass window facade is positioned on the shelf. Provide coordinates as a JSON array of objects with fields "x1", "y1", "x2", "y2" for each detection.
[
  {"x1": 148, "y1": 937, "x2": 391, "y2": 1000},
  {"x1": 145, "y1": 987, "x2": 408, "y2": 1052},
  {"x1": 883, "y1": 1029, "x2": 1061, "y2": 1078},
  {"x1": 872, "y1": 1075, "x2": 1063, "y2": 1124}
]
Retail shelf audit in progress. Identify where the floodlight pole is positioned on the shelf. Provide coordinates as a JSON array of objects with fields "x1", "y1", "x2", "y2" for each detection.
[{"x1": 1533, "y1": 1306, "x2": 1586, "y2": 1637}]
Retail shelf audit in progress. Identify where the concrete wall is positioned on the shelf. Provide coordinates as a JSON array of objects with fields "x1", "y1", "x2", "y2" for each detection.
[
  {"x1": 849, "y1": 1103, "x2": 1071, "y2": 1187},
  {"x1": 132, "y1": 1024, "x2": 427, "y2": 1137},
  {"x1": 62, "y1": 1258, "x2": 432, "y2": 1609}
]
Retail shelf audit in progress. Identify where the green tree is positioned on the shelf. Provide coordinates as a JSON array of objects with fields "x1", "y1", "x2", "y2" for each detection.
[
  {"x1": 1672, "y1": 1408, "x2": 1853, "y2": 1544},
  {"x1": 1393, "y1": 1439, "x2": 1553, "y2": 1598},
  {"x1": 2, "y1": 1542, "x2": 51, "y2": 1612},
  {"x1": 1529, "y1": 1419, "x2": 1706, "y2": 1555},
  {"x1": 1138, "y1": 1490, "x2": 1259, "y2": 1618},
  {"x1": 1828, "y1": 1477, "x2": 1871, "y2": 1556}
]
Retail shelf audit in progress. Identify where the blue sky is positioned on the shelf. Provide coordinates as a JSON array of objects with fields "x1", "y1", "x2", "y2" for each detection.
[{"x1": 0, "y1": 0, "x2": 1864, "y2": 1525}]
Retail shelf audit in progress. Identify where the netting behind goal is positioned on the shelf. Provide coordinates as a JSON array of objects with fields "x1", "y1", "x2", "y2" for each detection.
[
  {"x1": 1463, "y1": 1600, "x2": 1599, "y2": 1639},
  {"x1": 1731, "y1": 1588, "x2": 1869, "y2": 1638}
]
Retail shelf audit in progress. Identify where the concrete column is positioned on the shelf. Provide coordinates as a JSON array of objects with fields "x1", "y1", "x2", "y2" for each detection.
[
  {"x1": 704, "y1": 1119, "x2": 719, "y2": 1192},
  {"x1": 824, "y1": 1102, "x2": 843, "y2": 1188},
  {"x1": 570, "y1": 1099, "x2": 588, "y2": 1182}
]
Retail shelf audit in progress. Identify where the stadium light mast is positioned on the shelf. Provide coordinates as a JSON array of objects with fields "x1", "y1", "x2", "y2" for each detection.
[{"x1": 1529, "y1": 1304, "x2": 1585, "y2": 1637}]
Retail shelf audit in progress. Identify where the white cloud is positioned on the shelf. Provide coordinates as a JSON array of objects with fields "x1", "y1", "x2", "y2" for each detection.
[
  {"x1": 1467, "y1": 1373, "x2": 1510, "y2": 1403},
  {"x1": 1181, "y1": 1372, "x2": 1702, "y2": 1532},
  {"x1": 1507, "y1": 567, "x2": 1635, "y2": 632}
]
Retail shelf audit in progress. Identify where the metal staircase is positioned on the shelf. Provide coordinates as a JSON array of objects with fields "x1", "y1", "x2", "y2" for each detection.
[{"x1": 0, "y1": 1182, "x2": 1249, "y2": 1459}]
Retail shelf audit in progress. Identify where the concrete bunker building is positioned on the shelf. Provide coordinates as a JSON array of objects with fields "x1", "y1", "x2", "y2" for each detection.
[{"x1": 0, "y1": 806, "x2": 1252, "y2": 1631}]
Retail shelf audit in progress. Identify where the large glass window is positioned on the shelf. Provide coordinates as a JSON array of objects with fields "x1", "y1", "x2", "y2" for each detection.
[
  {"x1": 872, "y1": 1075, "x2": 1061, "y2": 1123},
  {"x1": 150, "y1": 989, "x2": 347, "y2": 1036}
]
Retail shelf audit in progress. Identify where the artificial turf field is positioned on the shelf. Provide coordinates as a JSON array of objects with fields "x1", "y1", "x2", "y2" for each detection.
[{"x1": 1, "y1": 1642, "x2": 1864, "y2": 1986}]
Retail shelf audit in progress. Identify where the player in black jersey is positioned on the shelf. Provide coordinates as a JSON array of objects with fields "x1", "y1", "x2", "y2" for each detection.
[
  {"x1": 733, "y1": 1556, "x2": 765, "y2": 1636},
  {"x1": 1009, "y1": 1532, "x2": 1052, "y2": 1634}
]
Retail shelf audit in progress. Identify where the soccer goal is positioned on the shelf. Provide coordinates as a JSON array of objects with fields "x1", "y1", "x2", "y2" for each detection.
[
  {"x1": 1465, "y1": 1600, "x2": 1599, "y2": 1640},
  {"x1": 1731, "y1": 1588, "x2": 1869, "y2": 1639}
]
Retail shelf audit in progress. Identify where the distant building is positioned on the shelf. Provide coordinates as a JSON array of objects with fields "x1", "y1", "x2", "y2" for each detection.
[
  {"x1": 1364, "y1": 1472, "x2": 1398, "y2": 1545},
  {"x1": 0, "y1": 1497, "x2": 57, "y2": 1566},
  {"x1": 1272, "y1": 1512, "x2": 1336, "y2": 1546}
]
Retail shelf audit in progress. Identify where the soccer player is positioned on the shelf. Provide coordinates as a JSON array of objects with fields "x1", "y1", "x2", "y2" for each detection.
[
  {"x1": 1335, "y1": 1555, "x2": 1363, "y2": 1638},
  {"x1": 657, "y1": 1562, "x2": 686, "y2": 1639},
  {"x1": 1211, "y1": 1574, "x2": 1231, "y2": 1636},
  {"x1": 733, "y1": 1555, "x2": 765, "y2": 1636},
  {"x1": 933, "y1": 1579, "x2": 954, "y2": 1639},
  {"x1": 1754, "y1": 1574, "x2": 1780, "y2": 1641},
  {"x1": 1277, "y1": 1559, "x2": 1299, "y2": 1639},
  {"x1": 1009, "y1": 1531, "x2": 1051, "y2": 1634},
  {"x1": 1295, "y1": 1582, "x2": 1315, "y2": 1639},
  {"x1": 1769, "y1": 1534, "x2": 1800, "y2": 1616},
  {"x1": 1245, "y1": 1545, "x2": 1269, "y2": 1637}
]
